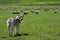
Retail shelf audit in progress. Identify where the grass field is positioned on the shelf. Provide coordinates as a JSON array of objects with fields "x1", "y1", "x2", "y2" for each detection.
[
  {"x1": 0, "y1": 0, "x2": 60, "y2": 6},
  {"x1": 0, "y1": 0, "x2": 60, "y2": 4},
  {"x1": 0, "y1": 6, "x2": 60, "y2": 40}
]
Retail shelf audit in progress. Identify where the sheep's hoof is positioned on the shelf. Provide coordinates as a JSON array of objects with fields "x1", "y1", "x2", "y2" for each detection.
[
  {"x1": 14, "y1": 33, "x2": 21, "y2": 37},
  {"x1": 8, "y1": 35, "x2": 12, "y2": 37}
]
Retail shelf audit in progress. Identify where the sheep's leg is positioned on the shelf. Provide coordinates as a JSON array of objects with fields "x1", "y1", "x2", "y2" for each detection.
[
  {"x1": 8, "y1": 25, "x2": 11, "y2": 37},
  {"x1": 14, "y1": 24, "x2": 21, "y2": 36},
  {"x1": 16, "y1": 24, "x2": 20, "y2": 34},
  {"x1": 11, "y1": 22, "x2": 14, "y2": 36},
  {"x1": 11, "y1": 26, "x2": 14, "y2": 36}
]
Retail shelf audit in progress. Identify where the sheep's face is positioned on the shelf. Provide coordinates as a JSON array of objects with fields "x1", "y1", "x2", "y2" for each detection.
[{"x1": 18, "y1": 15, "x2": 24, "y2": 20}]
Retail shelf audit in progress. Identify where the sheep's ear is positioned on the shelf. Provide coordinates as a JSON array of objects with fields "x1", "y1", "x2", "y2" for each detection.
[
  {"x1": 21, "y1": 14, "x2": 24, "y2": 16},
  {"x1": 16, "y1": 16, "x2": 18, "y2": 18}
]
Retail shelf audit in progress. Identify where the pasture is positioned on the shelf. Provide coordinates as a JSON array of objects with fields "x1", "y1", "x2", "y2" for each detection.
[{"x1": 0, "y1": 6, "x2": 60, "y2": 40}]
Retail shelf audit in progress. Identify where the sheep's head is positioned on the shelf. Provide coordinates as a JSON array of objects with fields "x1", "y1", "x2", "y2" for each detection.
[{"x1": 17, "y1": 15, "x2": 24, "y2": 20}]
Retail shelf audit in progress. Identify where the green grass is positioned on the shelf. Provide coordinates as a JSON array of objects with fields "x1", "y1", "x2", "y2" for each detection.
[
  {"x1": 0, "y1": 6, "x2": 60, "y2": 40},
  {"x1": 0, "y1": 0, "x2": 60, "y2": 4},
  {"x1": 0, "y1": 0, "x2": 60, "y2": 5}
]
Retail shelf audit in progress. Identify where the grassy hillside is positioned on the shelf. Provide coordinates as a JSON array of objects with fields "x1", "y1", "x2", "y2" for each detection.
[
  {"x1": 0, "y1": 6, "x2": 60, "y2": 40},
  {"x1": 0, "y1": 0, "x2": 60, "y2": 5},
  {"x1": 36, "y1": 0, "x2": 60, "y2": 2}
]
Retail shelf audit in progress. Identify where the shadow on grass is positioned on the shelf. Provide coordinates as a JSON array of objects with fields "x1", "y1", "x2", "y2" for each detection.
[
  {"x1": 1, "y1": 36, "x2": 6, "y2": 38},
  {"x1": 14, "y1": 33, "x2": 30, "y2": 37},
  {"x1": 1, "y1": 33, "x2": 30, "y2": 38}
]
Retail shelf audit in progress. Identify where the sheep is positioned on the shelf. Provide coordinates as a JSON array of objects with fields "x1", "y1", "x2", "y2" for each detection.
[
  {"x1": 54, "y1": 8, "x2": 58, "y2": 13},
  {"x1": 31, "y1": 10, "x2": 39, "y2": 14},
  {"x1": 23, "y1": 11, "x2": 28, "y2": 15},
  {"x1": 35, "y1": 11, "x2": 39, "y2": 14},
  {"x1": 31, "y1": 10, "x2": 36, "y2": 13},
  {"x1": 16, "y1": 10, "x2": 20, "y2": 14},
  {"x1": 12, "y1": 10, "x2": 20, "y2": 14},
  {"x1": 7, "y1": 15, "x2": 24, "y2": 37},
  {"x1": 44, "y1": 8, "x2": 49, "y2": 12},
  {"x1": 54, "y1": 9, "x2": 57, "y2": 13}
]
